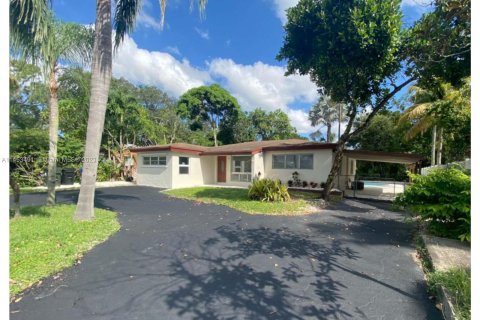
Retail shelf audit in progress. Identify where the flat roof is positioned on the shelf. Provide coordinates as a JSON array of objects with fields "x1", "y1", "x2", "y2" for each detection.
[{"x1": 344, "y1": 150, "x2": 425, "y2": 164}]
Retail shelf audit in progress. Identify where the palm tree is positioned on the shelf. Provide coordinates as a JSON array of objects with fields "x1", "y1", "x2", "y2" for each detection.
[
  {"x1": 308, "y1": 95, "x2": 347, "y2": 142},
  {"x1": 74, "y1": 0, "x2": 207, "y2": 220},
  {"x1": 399, "y1": 83, "x2": 452, "y2": 166},
  {"x1": 11, "y1": 6, "x2": 94, "y2": 205}
]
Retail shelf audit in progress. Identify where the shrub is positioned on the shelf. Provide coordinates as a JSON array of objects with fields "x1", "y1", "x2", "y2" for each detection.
[
  {"x1": 287, "y1": 180, "x2": 293, "y2": 187},
  {"x1": 310, "y1": 182, "x2": 318, "y2": 188},
  {"x1": 302, "y1": 180, "x2": 308, "y2": 188},
  {"x1": 248, "y1": 178, "x2": 291, "y2": 202},
  {"x1": 97, "y1": 160, "x2": 120, "y2": 182},
  {"x1": 320, "y1": 182, "x2": 326, "y2": 189},
  {"x1": 395, "y1": 168, "x2": 470, "y2": 241},
  {"x1": 292, "y1": 171, "x2": 301, "y2": 187}
]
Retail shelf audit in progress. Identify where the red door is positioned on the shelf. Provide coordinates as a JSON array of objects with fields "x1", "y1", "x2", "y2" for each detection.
[{"x1": 217, "y1": 156, "x2": 227, "y2": 182}]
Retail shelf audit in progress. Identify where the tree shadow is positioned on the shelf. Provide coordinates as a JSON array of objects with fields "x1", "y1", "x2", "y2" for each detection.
[
  {"x1": 161, "y1": 223, "x2": 359, "y2": 319},
  {"x1": 10, "y1": 205, "x2": 51, "y2": 218}
]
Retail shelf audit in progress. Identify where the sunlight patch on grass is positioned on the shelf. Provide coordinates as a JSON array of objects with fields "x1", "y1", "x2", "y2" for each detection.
[
  {"x1": 10, "y1": 205, "x2": 120, "y2": 298},
  {"x1": 163, "y1": 187, "x2": 316, "y2": 215}
]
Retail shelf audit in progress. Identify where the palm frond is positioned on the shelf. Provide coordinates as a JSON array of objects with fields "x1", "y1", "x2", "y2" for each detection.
[
  {"x1": 405, "y1": 116, "x2": 434, "y2": 140},
  {"x1": 10, "y1": 0, "x2": 51, "y2": 50},
  {"x1": 114, "y1": 0, "x2": 142, "y2": 49}
]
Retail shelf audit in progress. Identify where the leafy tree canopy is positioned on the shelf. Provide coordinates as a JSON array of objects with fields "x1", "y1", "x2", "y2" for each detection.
[{"x1": 278, "y1": 0, "x2": 404, "y2": 106}]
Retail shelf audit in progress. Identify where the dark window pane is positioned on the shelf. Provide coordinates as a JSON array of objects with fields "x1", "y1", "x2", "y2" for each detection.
[
  {"x1": 143, "y1": 157, "x2": 150, "y2": 165},
  {"x1": 159, "y1": 157, "x2": 167, "y2": 166},
  {"x1": 179, "y1": 166, "x2": 189, "y2": 174},
  {"x1": 299, "y1": 154, "x2": 313, "y2": 169},
  {"x1": 179, "y1": 157, "x2": 189, "y2": 166},
  {"x1": 286, "y1": 155, "x2": 297, "y2": 169},
  {"x1": 272, "y1": 155, "x2": 285, "y2": 169}
]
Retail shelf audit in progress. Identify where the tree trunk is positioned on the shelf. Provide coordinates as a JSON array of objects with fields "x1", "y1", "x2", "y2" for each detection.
[
  {"x1": 437, "y1": 127, "x2": 443, "y2": 165},
  {"x1": 321, "y1": 77, "x2": 416, "y2": 200},
  {"x1": 46, "y1": 70, "x2": 59, "y2": 206},
  {"x1": 74, "y1": 0, "x2": 112, "y2": 221},
  {"x1": 10, "y1": 175, "x2": 21, "y2": 218},
  {"x1": 431, "y1": 125, "x2": 437, "y2": 166},
  {"x1": 326, "y1": 123, "x2": 332, "y2": 143},
  {"x1": 213, "y1": 124, "x2": 218, "y2": 146}
]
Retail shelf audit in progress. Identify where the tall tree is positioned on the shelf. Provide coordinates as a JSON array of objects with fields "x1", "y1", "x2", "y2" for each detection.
[
  {"x1": 249, "y1": 108, "x2": 298, "y2": 141},
  {"x1": 11, "y1": 10, "x2": 94, "y2": 205},
  {"x1": 308, "y1": 95, "x2": 347, "y2": 142},
  {"x1": 278, "y1": 0, "x2": 412, "y2": 198},
  {"x1": 405, "y1": 0, "x2": 470, "y2": 88},
  {"x1": 75, "y1": 0, "x2": 207, "y2": 220},
  {"x1": 177, "y1": 84, "x2": 241, "y2": 146}
]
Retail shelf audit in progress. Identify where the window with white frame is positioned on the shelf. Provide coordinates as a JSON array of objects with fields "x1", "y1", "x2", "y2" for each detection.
[
  {"x1": 231, "y1": 156, "x2": 252, "y2": 182},
  {"x1": 142, "y1": 155, "x2": 167, "y2": 166},
  {"x1": 179, "y1": 157, "x2": 189, "y2": 174},
  {"x1": 272, "y1": 154, "x2": 313, "y2": 169}
]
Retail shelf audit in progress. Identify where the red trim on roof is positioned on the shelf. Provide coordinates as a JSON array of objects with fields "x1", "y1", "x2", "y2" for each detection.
[
  {"x1": 170, "y1": 147, "x2": 203, "y2": 155},
  {"x1": 263, "y1": 143, "x2": 337, "y2": 152}
]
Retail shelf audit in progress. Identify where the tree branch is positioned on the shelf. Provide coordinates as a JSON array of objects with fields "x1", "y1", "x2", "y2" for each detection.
[{"x1": 349, "y1": 77, "x2": 416, "y2": 139}]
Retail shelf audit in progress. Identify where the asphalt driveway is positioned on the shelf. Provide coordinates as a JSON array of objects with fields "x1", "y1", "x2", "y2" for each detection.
[{"x1": 10, "y1": 186, "x2": 440, "y2": 320}]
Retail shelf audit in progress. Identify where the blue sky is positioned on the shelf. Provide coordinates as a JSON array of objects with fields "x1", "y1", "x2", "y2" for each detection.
[{"x1": 52, "y1": 0, "x2": 432, "y2": 137}]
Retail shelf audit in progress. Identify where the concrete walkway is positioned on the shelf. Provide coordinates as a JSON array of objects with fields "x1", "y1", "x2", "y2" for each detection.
[{"x1": 10, "y1": 187, "x2": 440, "y2": 320}]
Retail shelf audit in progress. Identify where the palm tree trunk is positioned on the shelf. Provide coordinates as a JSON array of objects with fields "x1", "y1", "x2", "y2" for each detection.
[
  {"x1": 431, "y1": 125, "x2": 437, "y2": 166},
  {"x1": 74, "y1": 0, "x2": 112, "y2": 220},
  {"x1": 326, "y1": 123, "x2": 332, "y2": 143},
  {"x1": 436, "y1": 127, "x2": 443, "y2": 165},
  {"x1": 10, "y1": 175, "x2": 21, "y2": 218},
  {"x1": 47, "y1": 70, "x2": 59, "y2": 205}
]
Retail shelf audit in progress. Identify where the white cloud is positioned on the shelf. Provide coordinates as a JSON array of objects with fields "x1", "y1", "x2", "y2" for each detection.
[
  {"x1": 136, "y1": 0, "x2": 163, "y2": 31},
  {"x1": 165, "y1": 46, "x2": 181, "y2": 56},
  {"x1": 271, "y1": 0, "x2": 432, "y2": 24},
  {"x1": 271, "y1": 0, "x2": 299, "y2": 24},
  {"x1": 113, "y1": 37, "x2": 322, "y2": 134},
  {"x1": 401, "y1": 0, "x2": 432, "y2": 7},
  {"x1": 113, "y1": 36, "x2": 211, "y2": 96},
  {"x1": 208, "y1": 58, "x2": 319, "y2": 134},
  {"x1": 194, "y1": 27, "x2": 210, "y2": 40}
]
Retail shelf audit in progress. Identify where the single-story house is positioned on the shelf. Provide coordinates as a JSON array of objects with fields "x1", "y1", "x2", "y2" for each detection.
[{"x1": 129, "y1": 139, "x2": 424, "y2": 190}]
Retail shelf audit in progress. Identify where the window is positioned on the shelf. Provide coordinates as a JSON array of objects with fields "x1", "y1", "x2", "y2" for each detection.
[
  {"x1": 299, "y1": 154, "x2": 314, "y2": 169},
  {"x1": 179, "y1": 157, "x2": 189, "y2": 174},
  {"x1": 142, "y1": 155, "x2": 166, "y2": 167},
  {"x1": 271, "y1": 154, "x2": 314, "y2": 170},
  {"x1": 231, "y1": 156, "x2": 252, "y2": 182}
]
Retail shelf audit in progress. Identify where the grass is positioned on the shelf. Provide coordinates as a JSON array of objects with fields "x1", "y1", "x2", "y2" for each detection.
[
  {"x1": 428, "y1": 268, "x2": 471, "y2": 320},
  {"x1": 415, "y1": 234, "x2": 471, "y2": 319},
  {"x1": 10, "y1": 205, "x2": 120, "y2": 298},
  {"x1": 163, "y1": 187, "x2": 316, "y2": 215}
]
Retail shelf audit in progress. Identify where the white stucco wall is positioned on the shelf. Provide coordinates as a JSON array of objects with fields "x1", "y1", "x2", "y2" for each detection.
[
  {"x1": 337, "y1": 156, "x2": 356, "y2": 190},
  {"x1": 263, "y1": 149, "x2": 333, "y2": 185},
  {"x1": 200, "y1": 156, "x2": 215, "y2": 185},
  {"x1": 135, "y1": 152, "x2": 172, "y2": 188},
  {"x1": 171, "y1": 153, "x2": 206, "y2": 189},
  {"x1": 253, "y1": 152, "x2": 264, "y2": 180}
]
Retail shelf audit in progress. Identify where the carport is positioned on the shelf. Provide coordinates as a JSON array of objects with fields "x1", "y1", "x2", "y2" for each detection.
[{"x1": 338, "y1": 150, "x2": 425, "y2": 200}]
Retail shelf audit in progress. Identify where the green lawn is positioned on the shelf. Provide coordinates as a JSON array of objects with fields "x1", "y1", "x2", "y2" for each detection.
[
  {"x1": 10, "y1": 205, "x2": 120, "y2": 298},
  {"x1": 163, "y1": 187, "x2": 318, "y2": 215}
]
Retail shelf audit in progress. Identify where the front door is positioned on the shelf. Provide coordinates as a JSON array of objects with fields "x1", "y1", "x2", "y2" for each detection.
[{"x1": 217, "y1": 156, "x2": 227, "y2": 182}]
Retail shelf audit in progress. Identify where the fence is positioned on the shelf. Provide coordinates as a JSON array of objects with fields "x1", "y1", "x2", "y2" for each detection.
[
  {"x1": 339, "y1": 175, "x2": 409, "y2": 201},
  {"x1": 420, "y1": 158, "x2": 471, "y2": 176}
]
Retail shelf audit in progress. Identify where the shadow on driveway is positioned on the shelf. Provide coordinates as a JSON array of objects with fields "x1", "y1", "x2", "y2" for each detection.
[{"x1": 10, "y1": 186, "x2": 441, "y2": 320}]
